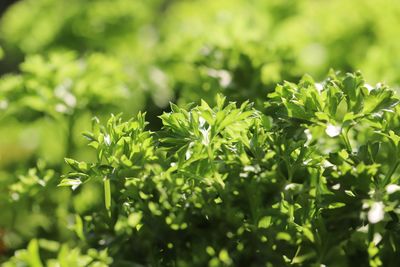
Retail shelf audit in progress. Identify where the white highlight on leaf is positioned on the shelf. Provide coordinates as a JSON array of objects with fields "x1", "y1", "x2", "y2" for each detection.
[
  {"x1": 0, "y1": 100, "x2": 8, "y2": 109},
  {"x1": 322, "y1": 160, "x2": 334, "y2": 168},
  {"x1": 284, "y1": 183, "x2": 301, "y2": 191},
  {"x1": 64, "y1": 93, "x2": 77, "y2": 107},
  {"x1": 55, "y1": 103, "x2": 68, "y2": 113},
  {"x1": 185, "y1": 142, "x2": 194, "y2": 160},
  {"x1": 332, "y1": 184, "x2": 340, "y2": 190},
  {"x1": 150, "y1": 67, "x2": 171, "y2": 107},
  {"x1": 373, "y1": 233, "x2": 382, "y2": 245},
  {"x1": 185, "y1": 149, "x2": 192, "y2": 160},
  {"x1": 315, "y1": 83, "x2": 323, "y2": 93},
  {"x1": 325, "y1": 124, "x2": 341, "y2": 137},
  {"x1": 11, "y1": 192, "x2": 20, "y2": 201},
  {"x1": 368, "y1": 201, "x2": 385, "y2": 224},
  {"x1": 285, "y1": 184, "x2": 296, "y2": 190},
  {"x1": 200, "y1": 128, "x2": 210, "y2": 145},
  {"x1": 243, "y1": 165, "x2": 256, "y2": 172},
  {"x1": 304, "y1": 129, "x2": 312, "y2": 146},
  {"x1": 207, "y1": 69, "x2": 232, "y2": 88},
  {"x1": 104, "y1": 134, "x2": 111, "y2": 146},
  {"x1": 357, "y1": 225, "x2": 368, "y2": 233},
  {"x1": 199, "y1": 116, "x2": 206, "y2": 128},
  {"x1": 219, "y1": 70, "x2": 232, "y2": 88},
  {"x1": 55, "y1": 79, "x2": 76, "y2": 107},
  {"x1": 70, "y1": 179, "x2": 82, "y2": 191},
  {"x1": 386, "y1": 184, "x2": 400, "y2": 194},
  {"x1": 37, "y1": 179, "x2": 46, "y2": 187},
  {"x1": 364, "y1": 83, "x2": 374, "y2": 93}
]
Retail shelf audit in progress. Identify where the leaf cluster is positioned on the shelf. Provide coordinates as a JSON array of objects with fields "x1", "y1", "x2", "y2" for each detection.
[{"x1": 57, "y1": 73, "x2": 400, "y2": 266}]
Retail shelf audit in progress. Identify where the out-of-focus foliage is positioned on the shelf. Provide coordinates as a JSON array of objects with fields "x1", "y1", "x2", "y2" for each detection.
[
  {"x1": 0, "y1": 51, "x2": 145, "y2": 163},
  {"x1": 0, "y1": 0, "x2": 162, "y2": 56},
  {"x1": 1, "y1": 0, "x2": 400, "y2": 266},
  {"x1": 0, "y1": 161, "x2": 65, "y2": 246},
  {"x1": 271, "y1": 0, "x2": 400, "y2": 85},
  {"x1": 3, "y1": 239, "x2": 111, "y2": 267},
  {"x1": 0, "y1": 52, "x2": 142, "y2": 120},
  {"x1": 0, "y1": 51, "x2": 143, "y2": 260},
  {"x1": 2, "y1": 0, "x2": 400, "y2": 106}
]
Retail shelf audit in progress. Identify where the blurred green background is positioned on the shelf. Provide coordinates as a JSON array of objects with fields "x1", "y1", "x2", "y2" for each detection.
[{"x1": 1, "y1": 0, "x2": 400, "y2": 265}]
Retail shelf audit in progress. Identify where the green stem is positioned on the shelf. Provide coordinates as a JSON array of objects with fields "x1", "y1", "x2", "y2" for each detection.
[
  {"x1": 104, "y1": 177, "x2": 112, "y2": 217},
  {"x1": 382, "y1": 160, "x2": 400, "y2": 187},
  {"x1": 65, "y1": 114, "x2": 76, "y2": 158},
  {"x1": 341, "y1": 129, "x2": 352, "y2": 152}
]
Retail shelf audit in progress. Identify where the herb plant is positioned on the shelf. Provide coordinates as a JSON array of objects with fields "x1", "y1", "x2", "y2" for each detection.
[
  {"x1": 1, "y1": 0, "x2": 400, "y2": 266},
  {"x1": 53, "y1": 72, "x2": 400, "y2": 266}
]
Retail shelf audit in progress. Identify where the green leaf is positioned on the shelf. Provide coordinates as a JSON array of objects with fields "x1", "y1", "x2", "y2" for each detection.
[
  {"x1": 74, "y1": 215, "x2": 85, "y2": 241},
  {"x1": 58, "y1": 178, "x2": 82, "y2": 190},
  {"x1": 342, "y1": 74, "x2": 359, "y2": 101},
  {"x1": 27, "y1": 239, "x2": 43, "y2": 267},
  {"x1": 128, "y1": 212, "x2": 143, "y2": 228}
]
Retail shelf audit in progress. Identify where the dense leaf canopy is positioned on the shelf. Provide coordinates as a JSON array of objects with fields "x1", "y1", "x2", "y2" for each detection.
[{"x1": 1, "y1": 0, "x2": 400, "y2": 266}]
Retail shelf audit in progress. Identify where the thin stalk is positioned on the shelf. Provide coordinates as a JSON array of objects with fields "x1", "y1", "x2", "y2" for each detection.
[
  {"x1": 65, "y1": 114, "x2": 76, "y2": 158},
  {"x1": 340, "y1": 130, "x2": 352, "y2": 152},
  {"x1": 382, "y1": 160, "x2": 400, "y2": 187}
]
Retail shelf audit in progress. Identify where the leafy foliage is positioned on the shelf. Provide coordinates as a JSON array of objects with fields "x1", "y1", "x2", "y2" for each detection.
[
  {"x1": 0, "y1": 51, "x2": 143, "y2": 257},
  {"x1": 2, "y1": 0, "x2": 400, "y2": 266},
  {"x1": 0, "y1": 0, "x2": 162, "y2": 55},
  {"x1": 55, "y1": 73, "x2": 400, "y2": 266},
  {"x1": 3, "y1": 239, "x2": 111, "y2": 267},
  {"x1": 0, "y1": 51, "x2": 142, "y2": 121},
  {"x1": 2, "y1": 0, "x2": 400, "y2": 106}
]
